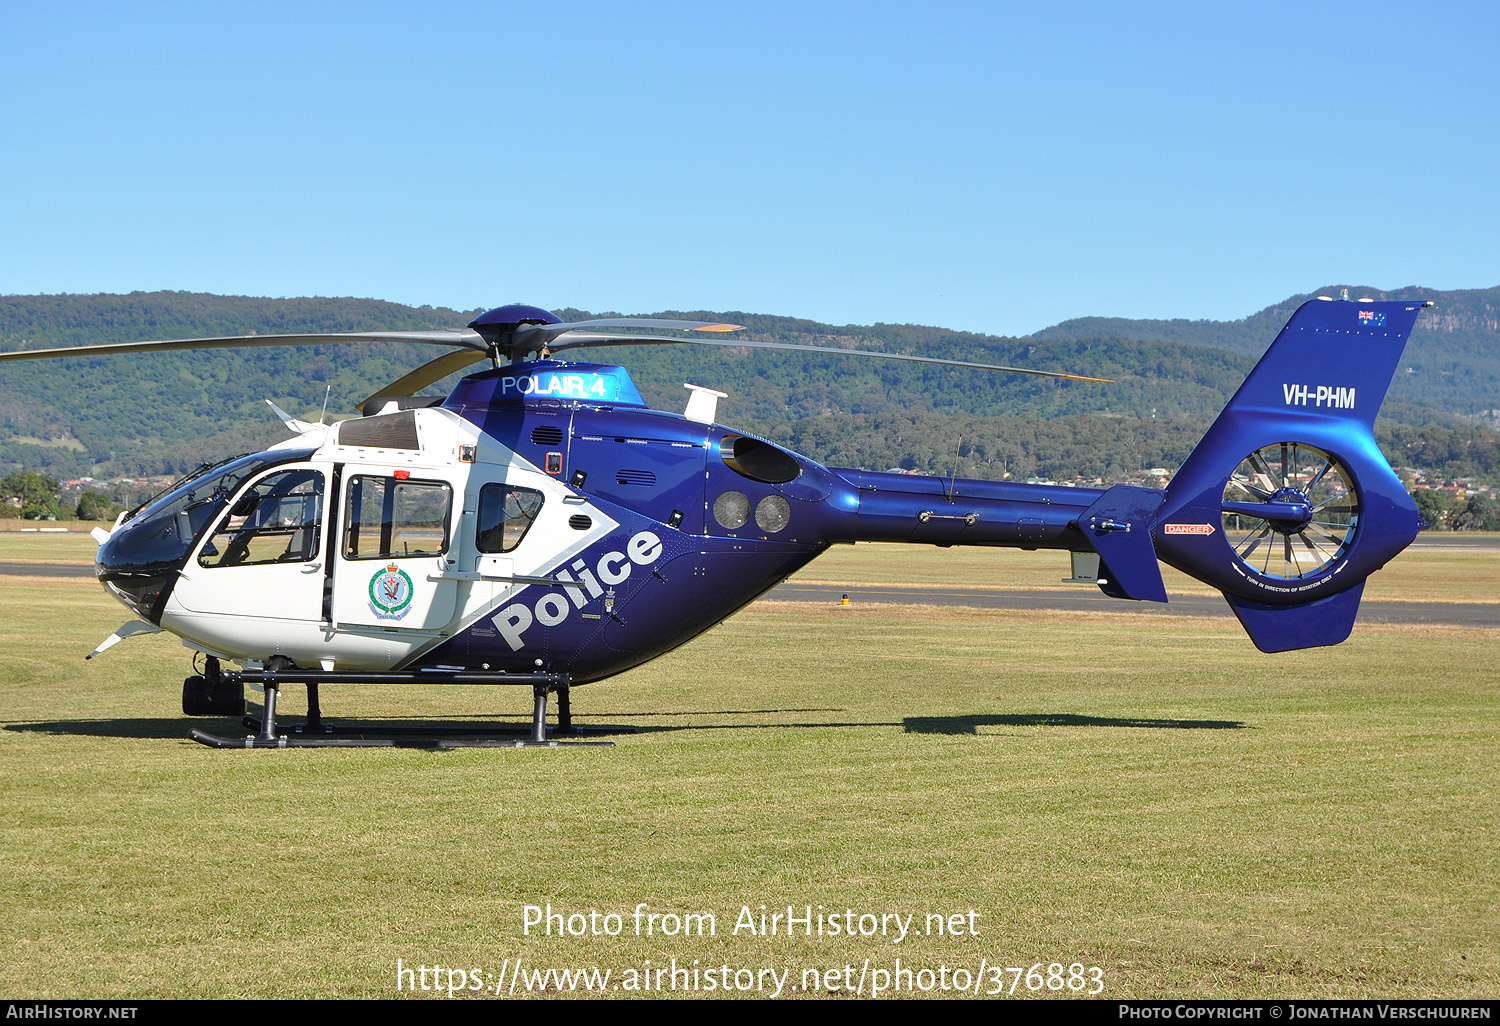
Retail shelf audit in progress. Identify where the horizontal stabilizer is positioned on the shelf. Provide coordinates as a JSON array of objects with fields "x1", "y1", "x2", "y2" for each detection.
[
  {"x1": 87, "y1": 619, "x2": 163, "y2": 660},
  {"x1": 1080, "y1": 485, "x2": 1167, "y2": 602},
  {"x1": 1224, "y1": 581, "x2": 1365, "y2": 653}
]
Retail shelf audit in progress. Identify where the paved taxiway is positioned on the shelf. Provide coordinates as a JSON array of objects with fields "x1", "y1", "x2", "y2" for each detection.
[
  {"x1": 770, "y1": 533, "x2": 1499, "y2": 627},
  {"x1": 767, "y1": 582, "x2": 1498, "y2": 628}
]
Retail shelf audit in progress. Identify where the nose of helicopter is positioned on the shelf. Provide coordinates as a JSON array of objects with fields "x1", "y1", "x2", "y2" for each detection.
[
  {"x1": 95, "y1": 531, "x2": 181, "y2": 624},
  {"x1": 90, "y1": 449, "x2": 315, "y2": 624}
]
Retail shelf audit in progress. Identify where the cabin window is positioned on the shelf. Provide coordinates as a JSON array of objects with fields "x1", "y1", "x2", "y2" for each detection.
[
  {"x1": 476, "y1": 485, "x2": 544, "y2": 553},
  {"x1": 198, "y1": 470, "x2": 324, "y2": 568},
  {"x1": 342, "y1": 476, "x2": 452, "y2": 559},
  {"x1": 720, "y1": 435, "x2": 800, "y2": 484}
]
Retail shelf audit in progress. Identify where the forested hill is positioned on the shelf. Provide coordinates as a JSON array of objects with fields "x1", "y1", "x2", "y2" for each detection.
[
  {"x1": 0, "y1": 289, "x2": 1496, "y2": 486},
  {"x1": 1033, "y1": 284, "x2": 1500, "y2": 416},
  {"x1": 1034, "y1": 284, "x2": 1500, "y2": 355}
]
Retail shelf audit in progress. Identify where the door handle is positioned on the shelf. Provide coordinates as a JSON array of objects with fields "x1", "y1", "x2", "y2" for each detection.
[{"x1": 302, "y1": 563, "x2": 322, "y2": 573}]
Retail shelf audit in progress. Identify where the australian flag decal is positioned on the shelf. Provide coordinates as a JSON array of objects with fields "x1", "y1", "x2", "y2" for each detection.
[{"x1": 1357, "y1": 309, "x2": 1387, "y2": 327}]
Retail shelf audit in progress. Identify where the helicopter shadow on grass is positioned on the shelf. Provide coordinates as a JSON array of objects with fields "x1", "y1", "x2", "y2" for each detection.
[
  {"x1": 902, "y1": 713, "x2": 1249, "y2": 735},
  {"x1": 596, "y1": 710, "x2": 1249, "y2": 736},
  {"x1": 5, "y1": 710, "x2": 1249, "y2": 744},
  {"x1": 1, "y1": 717, "x2": 617, "y2": 748},
  {"x1": 6, "y1": 717, "x2": 196, "y2": 741},
  {"x1": 3, "y1": 713, "x2": 864, "y2": 747},
  {"x1": 2, "y1": 713, "x2": 859, "y2": 745}
]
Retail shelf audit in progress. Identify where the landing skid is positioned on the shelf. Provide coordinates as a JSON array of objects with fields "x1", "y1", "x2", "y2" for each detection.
[
  {"x1": 187, "y1": 669, "x2": 620, "y2": 749},
  {"x1": 187, "y1": 730, "x2": 616, "y2": 749},
  {"x1": 238, "y1": 718, "x2": 625, "y2": 740}
]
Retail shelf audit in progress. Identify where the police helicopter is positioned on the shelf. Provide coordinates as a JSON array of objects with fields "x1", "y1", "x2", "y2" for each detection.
[{"x1": 0, "y1": 296, "x2": 1432, "y2": 747}]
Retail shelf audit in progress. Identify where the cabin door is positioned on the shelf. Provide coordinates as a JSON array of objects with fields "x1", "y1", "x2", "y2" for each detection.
[
  {"x1": 173, "y1": 463, "x2": 328, "y2": 622},
  {"x1": 330, "y1": 470, "x2": 460, "y2": 631}
]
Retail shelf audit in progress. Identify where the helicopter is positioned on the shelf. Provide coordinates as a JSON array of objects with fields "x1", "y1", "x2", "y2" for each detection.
[{"x1": 0, "y1": 296, "x2": 1432, "y2": 747}]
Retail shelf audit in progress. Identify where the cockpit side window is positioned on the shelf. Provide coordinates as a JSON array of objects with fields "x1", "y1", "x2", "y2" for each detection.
[
  {"x1": 476, "y1": 484, "x2": 544, "y2": 553},
  {"x1": 97, "y1": 448, "x2": 317, "y2": 575},
  {"x1": 197, "y1": 470, "x2": 324, "y2": 568}
]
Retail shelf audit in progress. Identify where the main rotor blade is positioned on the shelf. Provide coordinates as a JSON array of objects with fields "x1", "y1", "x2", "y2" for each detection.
[
  {"x1": 0, "y1": 328, "x2": 486, "y2": 363},
  {"x1": 357, "y1": 348, "x2": 491, "y2": 413},
  {"x1": 546, "y1": 332, "x2": 1114, "y2": 382},
  {"x1": 549, "y1": 317, "x2": 742, "y2": 333},
  {"x1": 511, "y1": 317, "x2": 742, "y2": 354}
]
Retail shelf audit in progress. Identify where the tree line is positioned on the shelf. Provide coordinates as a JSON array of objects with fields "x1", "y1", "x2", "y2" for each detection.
[{"x1": 2, "y1": 291, "x2": 1497, "y2": 487}]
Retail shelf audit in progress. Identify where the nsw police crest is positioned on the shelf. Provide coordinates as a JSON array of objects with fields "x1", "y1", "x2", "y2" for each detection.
[{"x1": 368, "y1": 563, "x2": 414, "y2": 620}]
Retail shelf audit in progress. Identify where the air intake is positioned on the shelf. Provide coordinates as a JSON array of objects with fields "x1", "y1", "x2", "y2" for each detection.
[{"x1": 340, "y1": 411, "x2": 419, "y2": 450}]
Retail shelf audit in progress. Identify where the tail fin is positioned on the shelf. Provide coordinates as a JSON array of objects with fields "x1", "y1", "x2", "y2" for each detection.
[{"x1": 1152, "y1": 296, "x2": 1430, "y2": 652}]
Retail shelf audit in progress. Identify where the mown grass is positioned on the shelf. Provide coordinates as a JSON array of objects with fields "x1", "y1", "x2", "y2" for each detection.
[
  {"x1": 0, "y1": 531, "x2": 99, "y2": 562},
  {"x1": 0, "y1": 573, "x2": 1495, "y2": 999}
]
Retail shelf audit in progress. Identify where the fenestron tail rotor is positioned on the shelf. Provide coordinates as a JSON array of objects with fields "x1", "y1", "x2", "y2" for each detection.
[{"x1": 1220, "y1": 442, "x2": 1360, "y2": 581}]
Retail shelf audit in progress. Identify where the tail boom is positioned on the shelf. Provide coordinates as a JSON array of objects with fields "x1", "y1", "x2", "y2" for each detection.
[{"x1": 819, "y1": 296, "x2": 1427, "y2": 653}]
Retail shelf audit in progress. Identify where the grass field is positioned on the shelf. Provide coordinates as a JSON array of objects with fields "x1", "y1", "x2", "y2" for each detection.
[{"x1": 1, "y1": 550, "x2": 1496, "y2": 1000}]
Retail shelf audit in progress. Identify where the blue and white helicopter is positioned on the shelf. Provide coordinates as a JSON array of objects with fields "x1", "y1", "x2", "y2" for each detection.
[{"x1": 0, "y1": 296, "x2": 1431, "y2": 747}]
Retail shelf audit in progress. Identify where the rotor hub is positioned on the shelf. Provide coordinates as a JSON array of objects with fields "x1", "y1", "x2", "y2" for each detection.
[
  {"x1": 468, "y1": 304, "x2": 562, "y2": 330},
  {"x1": 1265, "y1": 486, "x2": 1312, "y2": 532},
  {"x1": 467, "y1": 305, "x2": 564, "y2": 364}
]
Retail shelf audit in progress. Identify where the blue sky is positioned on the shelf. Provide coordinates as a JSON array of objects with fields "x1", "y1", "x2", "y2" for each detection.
[{"x1": 2, "y1": 2, "x2": 1496, "y2": 336}]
